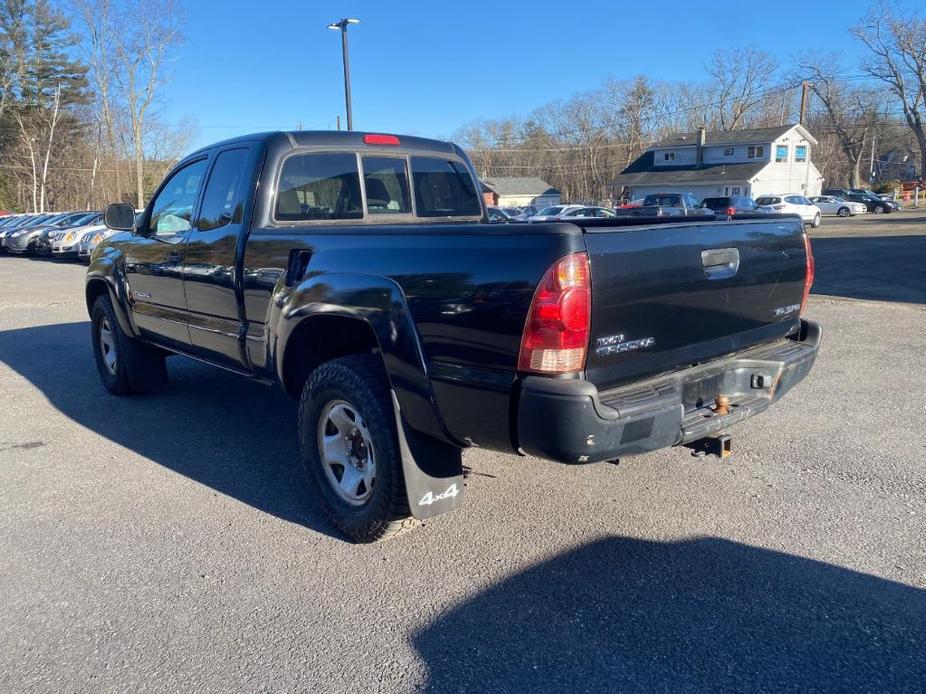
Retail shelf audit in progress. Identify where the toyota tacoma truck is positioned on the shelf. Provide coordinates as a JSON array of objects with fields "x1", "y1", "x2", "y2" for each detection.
[{"x1": 86, "y1": 130, "x2": 820, "y2": 542}]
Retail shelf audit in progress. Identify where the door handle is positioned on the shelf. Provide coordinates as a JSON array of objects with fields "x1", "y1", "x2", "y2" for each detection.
[
  {"x1": 701, "y1": 248, "x2": 740, "y2": 280},
  {"x1": 167, "y1": 251, "x2": 182, "y2": 263}
]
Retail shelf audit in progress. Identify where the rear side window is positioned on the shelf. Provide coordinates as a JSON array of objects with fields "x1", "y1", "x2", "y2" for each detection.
[
  {"x1": 198, "y1": 148, "x2": 249, "y2": 231},
  {"x1": 276, "y1": 153, "x2": 363, "y2": 221},
  {"x1": 756, "y1": 196, "x2": 780, "y2": 205},
  {"x1": 362, "y1": 156, "x2": 411, "y2": 215},
  {"x1": 410, "y1": 156, "x2": 481, "y2": 217}
]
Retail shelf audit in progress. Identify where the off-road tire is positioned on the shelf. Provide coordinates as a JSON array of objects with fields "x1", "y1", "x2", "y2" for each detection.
[
  {"x1": 91, "y1": 293, "x2": 167, "y2": 395},
  {"x1": 298, "y1": 354, "x2": 414, "y2": 543}
]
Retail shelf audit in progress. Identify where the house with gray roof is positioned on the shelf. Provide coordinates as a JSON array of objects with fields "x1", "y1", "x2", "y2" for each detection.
[
  {"x1": 482, "y1": 177, "x2": 561, "y2": 209},
  {"x1": 611, "y1": 124, "x2": 823, "y2": 202}
]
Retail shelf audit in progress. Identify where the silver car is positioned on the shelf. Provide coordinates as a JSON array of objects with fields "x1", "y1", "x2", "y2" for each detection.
[
  {"x1": 5, "y1": 212, "x2": 88, "y2": 255},
  {"x1": 51, "y1": 213, "x2": 104, "y2": 259}
]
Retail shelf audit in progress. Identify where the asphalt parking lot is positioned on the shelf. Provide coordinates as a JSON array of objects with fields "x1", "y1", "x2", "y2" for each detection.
[{"x1": 2, "y1": 211, "x2": 925, "y2": 692}]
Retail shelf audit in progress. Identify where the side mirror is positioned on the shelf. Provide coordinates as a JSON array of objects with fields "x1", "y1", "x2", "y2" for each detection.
[{"x1": 104, "y1": 202, "x2": 137, "y2": 232}]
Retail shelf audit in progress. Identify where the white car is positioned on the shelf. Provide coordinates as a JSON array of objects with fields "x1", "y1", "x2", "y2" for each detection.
[
  {"x1": 528, "y1": 204, "x2": 585, "y2": 222},
  {"x1": 809, "y1": 195, "x2": 867, "y2": 217},
  {"x1": 755, "y1": 194, "x2": 822, "y2": 228}
]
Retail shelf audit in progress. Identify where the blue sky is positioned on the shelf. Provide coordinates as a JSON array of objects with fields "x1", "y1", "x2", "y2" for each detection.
[{"x1": 162, "y1": 0, "x2": 877, "y2": 150}]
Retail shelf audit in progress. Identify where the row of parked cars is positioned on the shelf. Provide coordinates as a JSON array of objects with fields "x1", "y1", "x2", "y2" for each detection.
[
  {"x1": 0, "y1": 210, "x2": 130, "y2": 261},
  {"x1": 489, "y1": 188, "x2": 902, "y2": 226}
]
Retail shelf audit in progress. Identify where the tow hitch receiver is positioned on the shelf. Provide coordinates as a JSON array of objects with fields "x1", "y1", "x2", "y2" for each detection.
[{"x1": 685, "y1": 434, "x2": 732, "y2": 459}]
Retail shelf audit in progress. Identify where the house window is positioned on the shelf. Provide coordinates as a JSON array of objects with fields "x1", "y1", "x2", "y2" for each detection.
[
  {"x1": 732, "y1": 186, "x2": 741, "y2": 195},
  {"x1": 776, "y1": 145, "x2": 788, "y2": 163},
  {"x1": 663, "y1": 152, "x2": 676, "y2": 161},
  {"x1": 724, "y1": 148, "x2": 734, "y2": 156},
  {"x1": 795, "y1": 145, "x2": 807, "y2": 162},
  {"x1": 748, "y1": 145, "x2": 765, "y2": 159}
]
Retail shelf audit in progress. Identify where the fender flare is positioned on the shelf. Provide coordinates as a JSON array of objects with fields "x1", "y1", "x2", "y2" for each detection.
[
  {"x1": 273, "y1": 272, "x2": 466, "y2": 519},
  {"x1": 272, "y1": 271, "x2": 461, "y2": 449},
  {"x1": 85, "y1": 254, "x2": 137, "y2": 338}
]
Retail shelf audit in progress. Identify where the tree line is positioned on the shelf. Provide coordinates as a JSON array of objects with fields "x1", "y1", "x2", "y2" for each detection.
[
  {"x1": 0, "y1": 0, "x2": 189, "y2": 213},
  {"x1": 456, "y1": 2, "x2": 926, "y2": 204}
]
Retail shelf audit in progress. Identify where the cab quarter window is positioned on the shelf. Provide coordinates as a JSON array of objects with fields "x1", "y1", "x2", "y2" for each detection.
[
  {"x1": 362, "y1": 157, "x2": 411, "y2": 214},
  {"x1": 411, "y1": 157, "x2": 481, "y2": 217},
  {"x1": 197, "y1": 148, "x2": 249, "y2": 231},
  {"x1": 148, "y1": 158, "x2": 209, "y2": 235},
  {"x1": 275, "y1": 153, "x2": 363, "y2": 221}
]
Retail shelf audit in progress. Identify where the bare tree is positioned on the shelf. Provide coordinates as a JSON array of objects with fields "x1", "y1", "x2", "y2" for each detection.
[
  {"x1": 117, "y1": 0, "x2": 183, "y2": 207},
  {"x1": 796, "y1": 53, "x2": 880, "y2": 186},
  {"x1": 852, "y1": 2, "x2": 926, "y2": 178},
  {"x1": 707, "y1": 46, "x2": 780, "y2": 130}
]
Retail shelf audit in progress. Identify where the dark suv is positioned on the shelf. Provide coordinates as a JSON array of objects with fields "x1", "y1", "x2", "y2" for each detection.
[{"x1": 700, "y1": 195, "x2": 762, "y2": 219}]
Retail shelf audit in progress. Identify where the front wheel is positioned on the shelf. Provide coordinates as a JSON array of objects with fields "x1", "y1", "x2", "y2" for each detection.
[
  {"x1": 91, "y1": 294, "x2": 167, "y2": 395},
  {"x1": 811, "y1": 213, "x2": 821, "y2": 228},
  {"x1": 298, "y1": 354, "x2": 413, "y2": 543},
  {"x1": 874, "y1": 204, "x2": 884, "y2": 214},
  {"x1": 837, "y1": 207, "x2": 850, "y2": 217}
]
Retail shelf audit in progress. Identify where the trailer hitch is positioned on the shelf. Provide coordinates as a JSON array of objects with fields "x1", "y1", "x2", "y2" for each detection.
[{"x1": 685, "y1": 434, "x2": 732, "y2": 459}]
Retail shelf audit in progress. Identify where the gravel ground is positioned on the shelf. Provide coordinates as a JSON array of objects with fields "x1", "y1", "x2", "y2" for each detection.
[{"x1": 1, "y1": 214, "x2": 924, "y2": 692}]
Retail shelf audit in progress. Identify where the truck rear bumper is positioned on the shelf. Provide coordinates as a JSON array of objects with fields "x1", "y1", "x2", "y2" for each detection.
[{"x1": 517, "y1": 319, "x2": 821, "y2": 464}]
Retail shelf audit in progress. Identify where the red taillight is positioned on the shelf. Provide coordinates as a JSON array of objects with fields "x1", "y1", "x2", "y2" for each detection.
[
  {"x1": 726, "y1": 206, "x2": 736, "y2": 217},
  {"x1": 800, "y1": 232, "x2": 815, "y2": 314},
  {"x1": 518, "y1": 252, "x2": 591, "y2": 373},
  {"x1": 363, "y1": 133, "x2": 400, "y2": 145}
]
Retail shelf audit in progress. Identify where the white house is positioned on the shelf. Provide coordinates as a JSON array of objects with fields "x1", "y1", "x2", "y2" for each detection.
[
  {"x1": 482, "y1": 177, "x2": 561, "y2": 209},
  {"x1": 611, "y1": 124, "x2": 824, "y2": 201}
]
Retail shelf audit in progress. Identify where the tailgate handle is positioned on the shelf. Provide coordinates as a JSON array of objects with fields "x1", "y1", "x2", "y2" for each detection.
[{"x1": 701, "y1": 248, "x2": 740, "y2": 280}]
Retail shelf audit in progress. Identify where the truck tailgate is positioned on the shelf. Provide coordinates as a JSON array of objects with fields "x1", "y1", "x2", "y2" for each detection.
[{"x1": 580, "y1": 218, "x2": 808, "y2": 390}]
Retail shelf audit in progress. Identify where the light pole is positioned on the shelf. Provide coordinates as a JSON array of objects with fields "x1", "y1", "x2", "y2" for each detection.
[{"x1": 327, "y1": 18, "x2": 360, "y2": 131}]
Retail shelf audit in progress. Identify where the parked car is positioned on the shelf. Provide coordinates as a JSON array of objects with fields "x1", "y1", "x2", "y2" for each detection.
[
  {"x1": 536, "y1": 206, "x2": 616, "y2": 221},
  {"x1": 843, "y1": 192, "x2": 899, "y2": 214},
  {"x1": 31, "y1": 212, "x2": 102, "y2": 256},
  {"x1": 612, "y1": 193, "x2": 714, "y2": 218},
  {"x1": 51, "y1": 212, "x2": 104, "y2": 258},
  {"x1": 756, "y1": 195, "x2": 822, "y2": 227},
  {"x1": 3, "y1": 212, "x2": 79, "y2": 254},
  {"x1": 87, "y1": 130, "x2": 820, "y2": 543},
  {"x1": 528, "y1": 204, "x2": 584, "y2": 222},
  {"x1": 699, "y1": 195, "x2": 764, "y2": 219},
  {"x1": 0, "y1": 214, "x2": 51, "y2": 250},
  {"x1": 808, "y1": 196, "x2": 866, "y2": 217},
  {"x1": 487, "y1": 206, "x2": 514, "y2": 223}
]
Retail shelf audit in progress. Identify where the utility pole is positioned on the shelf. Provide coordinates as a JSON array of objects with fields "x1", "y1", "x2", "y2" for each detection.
[
  {"x1": 869, "y1": 133, "x2": 877, "y2": 183},
  {"x1": 327, "y1": 18, "x2": 360, "y2": 131},
  {"x1": 798, "y1": 81, "x2": 811, "y2": 126},
  {"x1": 336, "y1": 115, "x2": 341, "y2": 131}
]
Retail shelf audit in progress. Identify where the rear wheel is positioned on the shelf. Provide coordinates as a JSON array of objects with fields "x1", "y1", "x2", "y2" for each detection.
[
  {"x1": 837, "y1": 207, "x2": 850, "y2": 217},
  {"x1": 298, "y1": 354, "x2": 413, "y2": 543}
]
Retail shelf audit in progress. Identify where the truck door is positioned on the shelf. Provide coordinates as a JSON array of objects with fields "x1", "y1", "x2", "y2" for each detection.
[
  {"x1": 123, "y1": 157, "x2": 209, "y2": 347},
  {"x1": 182, "y1": 145, "x2": 256, "y2": 367}
]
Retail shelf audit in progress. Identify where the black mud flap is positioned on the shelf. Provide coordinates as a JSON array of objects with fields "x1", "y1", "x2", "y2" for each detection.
[{"x1": 391, "y1": 392, "x2": 464, "y2": 520}]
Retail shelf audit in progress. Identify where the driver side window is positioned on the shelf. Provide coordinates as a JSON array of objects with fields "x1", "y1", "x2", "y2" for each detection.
[{"x1": 148, "y1": 159, "x2": 208, "y2": 237}]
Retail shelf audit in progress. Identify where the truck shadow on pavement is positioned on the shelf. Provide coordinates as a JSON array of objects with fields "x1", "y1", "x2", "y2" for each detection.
[
  {"x1": 414, "y1": 536, "x2": 926, "y2": 692},
  {"x1": 811, "y1": 234, "x2": 926, "y2": 304},
  {"x1": 0, "y1": 321, "x2": 341, "y2": 538}
]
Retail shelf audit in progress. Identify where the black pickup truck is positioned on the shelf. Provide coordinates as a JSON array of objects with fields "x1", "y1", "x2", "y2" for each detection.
[{"x1": 87, "y1": 131, "x2": 820, "y2": 542}]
